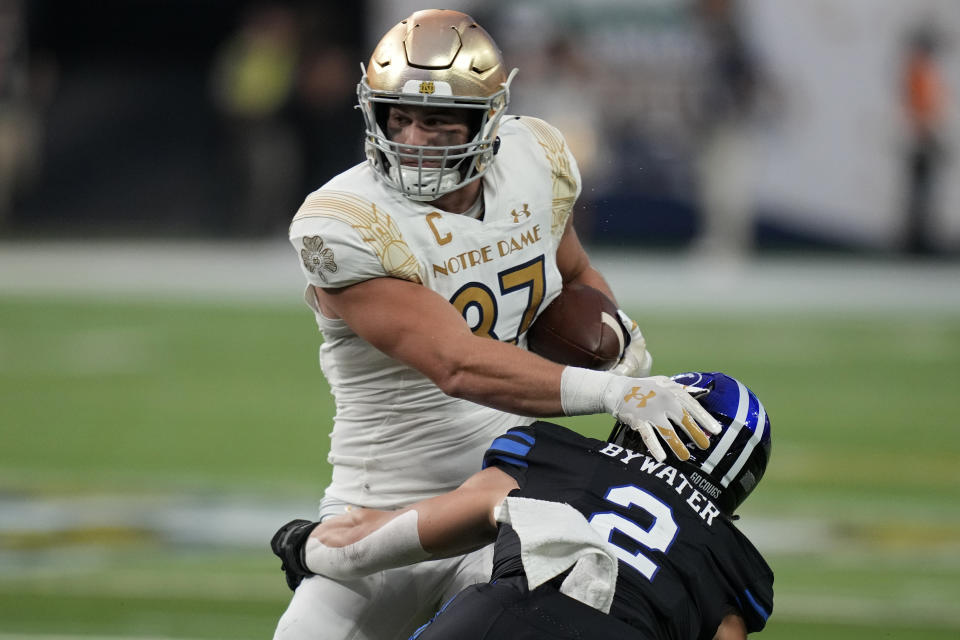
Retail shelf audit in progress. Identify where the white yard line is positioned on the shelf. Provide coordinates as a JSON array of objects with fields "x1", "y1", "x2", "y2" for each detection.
[
  {"x1": 2, "y1": 493, "x2": 957, "y2": 558},
  {"x1": 2, "y1": 492, "x2": 958, "y2": 632},
  {"x1": 0, "y1": 240, "x2": 958, "y2": 311}
]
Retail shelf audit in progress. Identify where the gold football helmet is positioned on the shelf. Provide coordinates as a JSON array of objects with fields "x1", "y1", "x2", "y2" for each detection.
[{"x1": 358, "y1": 10, "x2": 518, "y2": 201}]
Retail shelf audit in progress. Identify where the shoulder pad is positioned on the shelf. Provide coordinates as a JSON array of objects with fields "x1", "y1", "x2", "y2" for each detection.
[
  {"x1": 290, "y1": 189, "x2": 422, "y2": 287},
  {"x1": 508, "y1": 116, "x2": 581, "y2": 238}
]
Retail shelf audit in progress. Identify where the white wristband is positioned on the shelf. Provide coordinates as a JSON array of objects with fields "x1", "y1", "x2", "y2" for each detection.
[
  {"x1": 303, "y1": 510, "x2": 429, "y2": 580},
  {"x1": 560, "y1": 366, "x2": 617, "y2": 416}
]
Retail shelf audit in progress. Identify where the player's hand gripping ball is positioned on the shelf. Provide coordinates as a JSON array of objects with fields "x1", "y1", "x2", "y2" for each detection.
[{"x1": 527, "y1": 283, "x2": 626, "y2": 370}]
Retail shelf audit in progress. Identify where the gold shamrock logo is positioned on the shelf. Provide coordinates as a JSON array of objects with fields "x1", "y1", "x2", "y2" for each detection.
[{"x1": 300, "y1": 236, "x2": 338, "y2": 283}]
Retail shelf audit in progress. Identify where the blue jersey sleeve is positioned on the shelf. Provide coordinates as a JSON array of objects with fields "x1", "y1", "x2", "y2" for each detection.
[
  {"x1": 482, "y1": 426, "x2": 537, "y2": 481},
  {"x1": 737, "y1": 582, "x2": 774, "y2": 632}
]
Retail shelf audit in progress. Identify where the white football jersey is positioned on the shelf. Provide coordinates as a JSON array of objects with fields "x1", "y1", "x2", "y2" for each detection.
[{"x1": 289, "y1": 116, "x2": 581, "y2": 508}]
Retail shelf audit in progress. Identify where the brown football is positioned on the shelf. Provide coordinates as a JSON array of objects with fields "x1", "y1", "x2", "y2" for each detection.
[{"x1": 526, "y1": 283, "x2": 626, "y2": 370}]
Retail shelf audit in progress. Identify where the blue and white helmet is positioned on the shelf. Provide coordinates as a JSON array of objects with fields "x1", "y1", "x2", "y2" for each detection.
[{"x1": 609, "y1": 371, "x2": 772, "y2": 514}]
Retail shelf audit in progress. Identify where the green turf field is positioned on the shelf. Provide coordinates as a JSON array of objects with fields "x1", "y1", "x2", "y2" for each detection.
[{"x1": 2, "y1": 295, "x2": 958, "y2": 639}]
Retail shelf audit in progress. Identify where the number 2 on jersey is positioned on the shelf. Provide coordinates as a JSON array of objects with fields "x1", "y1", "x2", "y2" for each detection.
[
  {"x1": 588, "y1": 485, "x2": 679, "y2": 581},
  {"x1": 449, "y1": 255, "x2": 545, "y2": 343}
]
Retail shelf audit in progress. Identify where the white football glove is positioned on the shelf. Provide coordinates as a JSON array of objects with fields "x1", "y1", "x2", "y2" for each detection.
[
  {"x1": 604, "y1": 375, "x2": 719, "y2": 462},
  {"x1": 610, "y1": 310, "x2": 653, "y2": 377}
]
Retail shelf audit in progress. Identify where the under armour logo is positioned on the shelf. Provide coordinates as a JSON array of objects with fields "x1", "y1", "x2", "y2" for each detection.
[
  {"x1": 624, "y1": 387, "x2": 656, "y2": 407},
  {"x1": 510, "y1": 203, "x2": 531, "y2": 223}
]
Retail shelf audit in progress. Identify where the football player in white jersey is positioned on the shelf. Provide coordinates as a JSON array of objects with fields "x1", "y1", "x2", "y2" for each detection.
[{"x1": 275, "y1": 9, "x2": 721, "y2": 640}]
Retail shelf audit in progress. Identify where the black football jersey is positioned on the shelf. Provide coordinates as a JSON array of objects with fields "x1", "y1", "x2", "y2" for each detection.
[{"x1": 482, "y1": 421, "x2": 774, "y2": 640}]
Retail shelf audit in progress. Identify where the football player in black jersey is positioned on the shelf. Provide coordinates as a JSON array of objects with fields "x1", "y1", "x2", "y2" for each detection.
[{"x1": 272, "y1": 372, "x2": 774, "y2": 639}]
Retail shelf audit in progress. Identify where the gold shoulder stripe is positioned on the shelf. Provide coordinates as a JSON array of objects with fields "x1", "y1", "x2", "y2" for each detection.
[
  {"x1": 292, "y1": 191, "x2": 422, "y2": 283},
  {"x1": 520, "y1": 116, "x2": 565, "y2": 152},
  {"x1": 518, "y1": 117, "x2": 578, "y2": 240}
]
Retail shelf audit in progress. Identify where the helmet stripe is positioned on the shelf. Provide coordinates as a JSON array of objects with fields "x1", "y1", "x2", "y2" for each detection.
[
  {"x1": 700, "y1": 379, "x2": 750, "y2": 474},
  {"x1": 720, "y1": 397, "x2": 768, "y2": 488}
]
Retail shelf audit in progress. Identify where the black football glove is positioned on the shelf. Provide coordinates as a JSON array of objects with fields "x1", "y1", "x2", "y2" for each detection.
[{"x1": 270, "y1": 518, "x2": 319, "y2": 591}]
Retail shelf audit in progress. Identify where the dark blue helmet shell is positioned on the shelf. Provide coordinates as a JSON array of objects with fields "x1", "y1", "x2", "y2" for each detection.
[{"x1": 609, "y1": 371, "x2": 772, "y2": 514}]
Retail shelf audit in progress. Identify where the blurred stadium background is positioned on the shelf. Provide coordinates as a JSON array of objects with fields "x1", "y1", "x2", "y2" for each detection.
[{"x1": 1, "y1": 0, "x2": 959, "y2": 638}]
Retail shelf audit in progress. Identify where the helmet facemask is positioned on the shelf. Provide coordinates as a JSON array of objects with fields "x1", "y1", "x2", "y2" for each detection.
[
  {"x1": 357, "y1": 9, "x2": 517, "y2": 202},
  {"x1": 358, "y1": 68, "x2": 515, "y2": 201}
]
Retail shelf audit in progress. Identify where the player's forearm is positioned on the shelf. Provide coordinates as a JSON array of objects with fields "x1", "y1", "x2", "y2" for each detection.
[
  {"x1": 415, "y1": 470, "x2": 509, "y2": 554},
  {"x1": 437, "y1": 335, "x2": 642, "y2": 421},
  {"x1": 436, "y1": 336, "x2": 567, "y2": 416},
  {"x1": 322, "y1": 276, "x2": 604, "y2": 417},
  {"x1": 304, "y1": 509, "x2": 430, "y2": 579},
  {"x1": 304, "y1": 471, "x2": 509, "y2": 579}
]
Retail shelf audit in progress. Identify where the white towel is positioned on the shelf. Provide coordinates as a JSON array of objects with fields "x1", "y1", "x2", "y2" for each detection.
[{"x1": 494, "y1": 496, "x2": 619, "y2": 613}]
